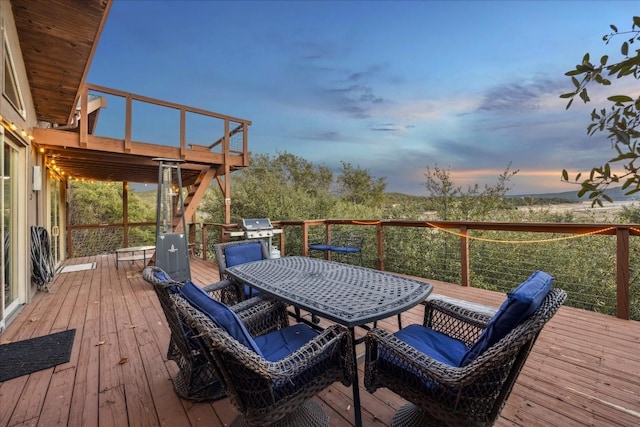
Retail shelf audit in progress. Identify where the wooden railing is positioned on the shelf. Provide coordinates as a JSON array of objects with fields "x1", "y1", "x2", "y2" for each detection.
[
  {"x1": 80, "y1": 83, "x2": 252, "y2": 163},
  {"x1": 192, "y1": 219, "x2": 640, "y2": 320}
]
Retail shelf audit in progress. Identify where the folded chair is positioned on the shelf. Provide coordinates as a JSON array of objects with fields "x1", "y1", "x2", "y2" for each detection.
[
  {"x1": 171, "y1": 284, "x2": 354, "y2": 427},
  {"x1": 214, "y1": 240, "x2": 270, "y2": 304},
  {"x1": 364, "y1": 270, "x2": 567, "y2": 427},
  {"x1": 142, "y1": 266, "x2": 288, "y2": 402}
]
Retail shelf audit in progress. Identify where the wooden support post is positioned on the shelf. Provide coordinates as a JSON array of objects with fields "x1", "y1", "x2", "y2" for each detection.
[
  {"x1": 460, "y1": 225, "x2": 470, "y2": 287},
  {"x1": 123, "y1": 182, "x2": 129, "y2": 247},
  {"x1": 377, "y1": 223, "x2": 384, "y2": 271},
  {"x1": 616, "y1": 226, "x2": 630, "y2": 320},
  {"x1": 302, "y1": 223, "x2": 309, "y2": 257}
]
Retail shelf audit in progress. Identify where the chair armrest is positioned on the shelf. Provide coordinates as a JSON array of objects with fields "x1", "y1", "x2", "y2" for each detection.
[
  {"x1": 234, "y1": 298, "x2": 290, "y2": 336},
  {"x1": 422, "y1": 297, "x2": 495, "y2": 346},
  {"x1": 202, "y1": 278, "x2": 242, "y2": 306}
]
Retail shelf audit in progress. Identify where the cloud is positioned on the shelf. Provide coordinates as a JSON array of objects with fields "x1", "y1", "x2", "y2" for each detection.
[{"x1": 476, "y1": 77, "x2": 567, "y2": 113}]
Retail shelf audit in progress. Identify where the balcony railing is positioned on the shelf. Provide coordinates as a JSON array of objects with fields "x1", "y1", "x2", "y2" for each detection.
[
  {"x1": 65, "y1": 217, "x2": 640, "y2": 321},
  {"x1": 192, "y1": 219, "x2": 640, "y2": 321}
]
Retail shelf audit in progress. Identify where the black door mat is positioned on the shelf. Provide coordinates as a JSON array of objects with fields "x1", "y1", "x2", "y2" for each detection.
[{"x1": 0, "y1": 329, "x2": 76, "y2": 382}]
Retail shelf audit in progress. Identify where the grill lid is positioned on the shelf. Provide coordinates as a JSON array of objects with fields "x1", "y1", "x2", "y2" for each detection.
[{"x1": 239, "y1": 218, "x2": 274, "y2": 230}]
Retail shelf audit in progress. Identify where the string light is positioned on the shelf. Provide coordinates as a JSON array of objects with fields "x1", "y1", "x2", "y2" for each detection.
[{"x1": 0, "y1": 116, "x2": 77, "y2": 181}]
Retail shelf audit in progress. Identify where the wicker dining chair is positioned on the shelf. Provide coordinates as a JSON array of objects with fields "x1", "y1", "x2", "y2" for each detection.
[
  {"x1": 171, "y1": 288, "x2": 354, "y2": 427},
  {"x1": 365, "y1": 271, "x2": 567, "y2": 427},
  {"x1": 214, "y1": 240, "x2": 270, "y2": 304},
  {"x1": 142, "y1": 266, "x2": 289, "y2": 402}
]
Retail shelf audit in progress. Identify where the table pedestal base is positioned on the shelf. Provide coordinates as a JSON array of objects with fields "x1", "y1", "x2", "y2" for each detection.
[
  {"x1": 392, "y1": 403, "x2": 438, "y2": 427},
  {"x1": 230, "y1": 399, "x2": 329, "y2": 427}
]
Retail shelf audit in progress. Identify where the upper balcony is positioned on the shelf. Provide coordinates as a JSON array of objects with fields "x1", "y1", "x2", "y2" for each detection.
[{"x1": 33, "y1": 83, "x2": 251, "y2": 187}]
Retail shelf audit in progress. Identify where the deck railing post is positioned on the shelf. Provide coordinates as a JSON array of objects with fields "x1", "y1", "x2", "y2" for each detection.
[
  {"x1": 301, "y1": 222, "x2": 309, "y2": 257},
  {"x1": 202, "y1": 224, "x2": 208, "y2": 260},
  {"x1": 123, "y1": 182, "x2": 129, "y2": 247},
  {"x1": 616, "y1": 226, "x2": 630, "y2": 319},
  {"x1": 460, "y1": 225, "x2": 470, "y2": 287},
  {"x1": 377, "y1": 222, "x2": 384, "y2": 271}
]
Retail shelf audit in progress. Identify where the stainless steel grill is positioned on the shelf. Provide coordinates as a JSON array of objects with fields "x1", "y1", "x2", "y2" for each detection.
[{"x1": 239, "y1": 218, "x2": 276, "y2": 239}]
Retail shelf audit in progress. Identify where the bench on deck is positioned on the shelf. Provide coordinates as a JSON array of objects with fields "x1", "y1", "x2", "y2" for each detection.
[
  {"x1": 115, "y1": 245, "x2": 155, "y2": 269},
  {"x1": 309, "y1": 232, "x2": 364, "y2": 265}
]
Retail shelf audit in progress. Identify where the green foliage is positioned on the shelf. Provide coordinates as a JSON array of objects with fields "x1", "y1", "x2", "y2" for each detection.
[
  {"x1": 616, "y1": 203, "x2": 640, "y2": 223},
  {"x1": 201, "y1": 152, "x2": 388, "y2": 222},
  {"x1": 68, "y1": 181, "x2": 154, "y2": 224},
  {"x1": 68, "y1": 181, "x2": 123, "y2": 225},
  {"x1": 201, "y1": 152, "x2": 337, "y2": 222},
  {"x1": 424, "y1": 163, "x2": 519, "y2": 220},
  {"x1": 68, "y1": 181, "x2": 155, "y2": 255},
  {"x1": 336, "y1": 161, "x2": 387, "y2": 207},
  {"x1": 561, "y1": 16, "x2": 640, "y2": 206}
]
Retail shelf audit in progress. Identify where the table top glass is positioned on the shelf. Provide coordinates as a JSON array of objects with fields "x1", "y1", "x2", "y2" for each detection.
[{"x1": 226, "y1": 256, "x2": 433, "y2": 327}]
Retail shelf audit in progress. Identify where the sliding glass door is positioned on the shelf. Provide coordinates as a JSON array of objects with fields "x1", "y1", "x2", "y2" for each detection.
[{"x1": 1, "y1": 135, "x2": 19, "y2": 324}]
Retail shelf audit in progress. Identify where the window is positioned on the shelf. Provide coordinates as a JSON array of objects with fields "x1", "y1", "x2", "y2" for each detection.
[{"x1": 3, "y1": 38, "x2": 25, "y2": 116}]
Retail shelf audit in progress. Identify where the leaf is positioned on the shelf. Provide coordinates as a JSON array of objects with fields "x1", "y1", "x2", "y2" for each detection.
[
  {"x1": 96, "y1": 340, "x2": 106, "y2": 346},
  {"x1": 607, "y1": 95, "x2": 634, "y2": 103},
  {"x1": 600, "y1": 55, "x2": 609, "y2": 66},
  {"x1": 579, "y1": 88, "x2": 590, "y2": 103},
  {"x1": 562, "y1": 170, "x2": 569, "y2": 181},
  {"x1": 566, "y1": 98, "x2": 573, "y2": 110},
  {"x1": 571, "y1": 76, "x2": 580, "y2": 88},
  {"x1": 622, "y1": 41, "x2": 629, "y2": 56},
  {"x1": 118, "y1": 357, "x2": 128, "y2": 365},
  {"x1": 633, "y1": 17, "x2": 640, "y2": 28},
  {"x1": 610, "y1": 24, "x2": 618, "y2": 32}
]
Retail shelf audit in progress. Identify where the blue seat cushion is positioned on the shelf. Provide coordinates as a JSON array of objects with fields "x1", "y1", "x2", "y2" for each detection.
[
  {"x1": 179, "y1": 280, "x2": 263, "y2": 356},
  {"x1": 225, "y1": 242, "x2": 264, "y2": 298},
  {"x1": 460, "y1": 270, "x2": 553, "y2": 366},
  {"x1": 393, "y1": 324, "x2": 467, "y2": 366},
  {"x1": 330, "y1": 245, "x2": 361, "y2": 254},
  {"x1": 254, "y1": 323, "x2": 320, "y2": 362},
  {"x1": 309, "y1": 244, "x2": 331, "y2": 251}
]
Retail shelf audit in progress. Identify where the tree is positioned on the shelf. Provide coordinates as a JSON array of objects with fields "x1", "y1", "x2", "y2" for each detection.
[
  {"x1": 424, "y1": 163, "x2": 518, "y2": 221},
  {"x1": 561, "y1": 16, "x2": 640, "y2": 206},
  {"x1": 336, "y1": 161, "x2": 386, "y2": 207},
  {"x1": 201, "y1": 152, "x2": 336, "y2": 222}
]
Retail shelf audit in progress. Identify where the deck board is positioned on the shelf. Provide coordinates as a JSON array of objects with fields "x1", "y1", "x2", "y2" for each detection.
[{"x1": 1, "y1": 254, "x2": 640, "y2": 426}]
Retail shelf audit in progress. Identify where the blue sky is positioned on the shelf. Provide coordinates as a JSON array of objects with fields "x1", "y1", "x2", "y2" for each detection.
[{"x1": 88, "y1": 0, "x2": 639, "y2": 196}]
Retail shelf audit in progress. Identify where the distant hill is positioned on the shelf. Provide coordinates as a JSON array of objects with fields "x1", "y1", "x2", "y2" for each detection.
[
  {"x1": 386, "y1": 187, "x2": 640, "y2": 208},
  {"x1": 509, "y1": 187, "x2": 640, "y2": 202}
]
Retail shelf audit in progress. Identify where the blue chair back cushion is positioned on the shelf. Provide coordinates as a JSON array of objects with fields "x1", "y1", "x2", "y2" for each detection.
[
  {"x1": 460, "y1": 270, "x2": 553, "y2": 366},
  {"x1": 225, "y1": 242, "x2": 264, "y2": 297},
  {"x1": 254, "y1": 323, "x2": 319, "y2": 362},
  {"x1": 179, "y1": 281, "x2": 264, "y2": 356},
  {"x1": 225, "y1": 242, "x2": 264, "y2": 267},
  {"x1": 394, "y1": 324, "x2": 467, "y2": 366}
]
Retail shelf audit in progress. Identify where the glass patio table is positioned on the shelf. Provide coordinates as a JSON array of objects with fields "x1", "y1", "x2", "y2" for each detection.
[{"x1": 226, "y1": 256, "x2": 433, "y2": 427}]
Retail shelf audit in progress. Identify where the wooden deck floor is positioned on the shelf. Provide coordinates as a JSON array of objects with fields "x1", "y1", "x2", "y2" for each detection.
[{"x1": 1, "y1": 254, "x2": 640, "y2": 426}]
